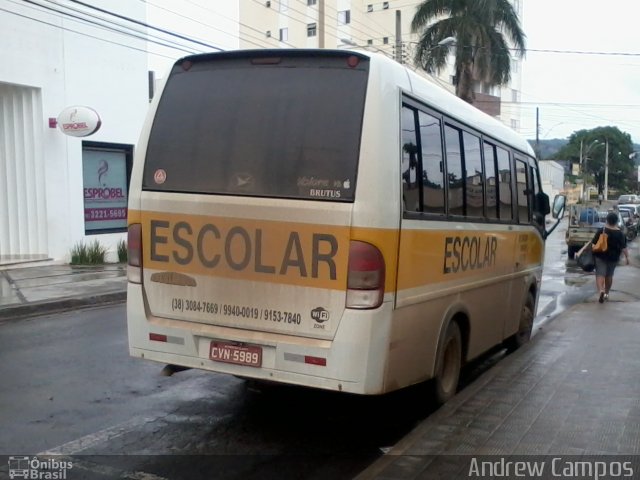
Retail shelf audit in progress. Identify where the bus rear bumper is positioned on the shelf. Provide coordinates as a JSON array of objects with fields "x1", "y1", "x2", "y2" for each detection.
[{"x1": 127, "y1": 284, "x2": 393, "y2": 395}]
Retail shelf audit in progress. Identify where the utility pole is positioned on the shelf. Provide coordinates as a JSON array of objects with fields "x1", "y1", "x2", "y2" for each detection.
[
  {"x1": 318, "y1": 0, "x2": 325, "y2": 48},
  {"x1": 604, "y1": 139, "x2": 609, "y2": 201},
  {"x1": 395, "y1": 10, "x2": 402, "y2": 63},
  {"x1": 535, "y1": 107, "x2": 540, "y2": 158}
]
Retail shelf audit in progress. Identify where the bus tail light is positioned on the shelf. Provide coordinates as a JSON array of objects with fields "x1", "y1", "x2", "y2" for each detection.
[
  {"x1": 128, "y1": 223, "x2": 142, "y2": 284},
  {"x1": 346, "y1": 241, "x2": 385, "y2": 309}
]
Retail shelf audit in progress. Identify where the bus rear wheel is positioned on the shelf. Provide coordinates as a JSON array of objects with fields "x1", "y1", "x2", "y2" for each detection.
[
  {"x1": 432, "y1": 321, "x2": 462, "y2": 405},
  {"x1": 504, "y1": 292, "x2": 535, "y2": 352}
]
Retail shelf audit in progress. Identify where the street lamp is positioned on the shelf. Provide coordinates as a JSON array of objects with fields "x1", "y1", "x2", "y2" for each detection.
[{"x1": 580, "y1": 139, "x2": 604, "y2": 201}]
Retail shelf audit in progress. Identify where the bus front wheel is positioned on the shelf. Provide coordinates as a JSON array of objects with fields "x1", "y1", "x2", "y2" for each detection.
[{"x1": 432, "y1": 321, "x2": 462, "y2": 405}]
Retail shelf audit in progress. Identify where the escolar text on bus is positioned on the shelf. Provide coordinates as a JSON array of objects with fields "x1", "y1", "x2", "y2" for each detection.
[
  {"x1": 443, "y1": 235, "x2": 498, "y2": 274},
  {"x1": 150, "y1": 220, "x2": 338, "y2": 280}
]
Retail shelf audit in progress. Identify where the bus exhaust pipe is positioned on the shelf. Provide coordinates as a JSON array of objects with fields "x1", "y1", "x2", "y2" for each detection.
[{"x1": 161, "y1": 364, "x2": 191, "y2": 377}]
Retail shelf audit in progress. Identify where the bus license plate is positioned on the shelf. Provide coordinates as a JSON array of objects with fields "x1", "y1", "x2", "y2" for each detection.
[{"x1": 209, "y1": 342, "x2": 262, "y2": 367}]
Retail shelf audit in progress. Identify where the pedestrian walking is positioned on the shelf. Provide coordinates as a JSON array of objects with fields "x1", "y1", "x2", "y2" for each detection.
[{"x1": 591, "y1": 212, "x2": 630, "y2": 303}]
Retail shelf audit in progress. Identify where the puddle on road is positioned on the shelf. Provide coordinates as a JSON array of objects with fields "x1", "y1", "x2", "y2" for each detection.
[{"x1": 564, "y1": 276, "x2": 590, "y2": 287}]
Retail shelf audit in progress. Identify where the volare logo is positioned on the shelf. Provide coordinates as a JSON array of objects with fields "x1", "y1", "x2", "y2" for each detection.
[{"x1": 310, "y1": 307, "x2": 330, "y2": 323}]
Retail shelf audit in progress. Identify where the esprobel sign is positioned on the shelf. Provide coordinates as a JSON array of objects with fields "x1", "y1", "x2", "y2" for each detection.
[{"x1": 57, "y1": 106, "x2": 101, "y2": 137}]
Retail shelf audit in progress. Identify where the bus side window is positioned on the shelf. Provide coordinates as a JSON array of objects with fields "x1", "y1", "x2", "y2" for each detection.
[
  {"x1": 530, "y1": 163, "x2": 548, "y2": 225},
  {"x1": 444, "y1": 125, "x2": 464, "y2": 216},
  {"x1": 515, "y1": 158, "x2": 530, "y2": 223},
  {"x1": 483, "y1": 142, "x2": 499, "y2": 220},
  {"x1": 496, "y1": 147, "x2": 513, "y2": 221},
  {"x1": 418, "y1": 111, "x2": 445, "y2": 215},
  {"x1": 462, "y1": 131, "x2": 484, "y2": 218},
  {"x1": 401, "y1": 106, "x2": 420, "y2": 212}
]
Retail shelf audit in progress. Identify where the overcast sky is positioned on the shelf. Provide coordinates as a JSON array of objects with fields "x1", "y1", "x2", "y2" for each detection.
[{"x1": 521, "y1": 0, "x2": 640, "y2": 144}]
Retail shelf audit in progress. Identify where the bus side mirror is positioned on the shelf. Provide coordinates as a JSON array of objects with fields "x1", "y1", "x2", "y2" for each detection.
[
  {"x1": 535, "y1": 192, "x2": 551, "y2": 216},
  {"x1": 551, "y1": 194, "x2": 566, "y2": 219},
  {"x1": 543, "y1": 194, "x2": 566, "y2": 240}
]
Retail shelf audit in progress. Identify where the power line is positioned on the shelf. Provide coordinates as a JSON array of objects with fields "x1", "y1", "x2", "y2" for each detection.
[
  {"x1": 526, "y1": 48, "x2": 640, "y2": 57},
  {"x1": 35, "y1": 0, "x2": 205, "y2": 54},
  {"x1": 0, "y1": 5, "x2": 179, "y2": 58},
  {"x1": 68, "y1": 0, "x2": 223, "y2": 51}
]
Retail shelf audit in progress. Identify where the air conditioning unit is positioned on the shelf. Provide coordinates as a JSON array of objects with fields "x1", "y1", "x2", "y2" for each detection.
[
  {"x1": 266, "y1": 30, "x2": 272, "y2": 37},
  {"x1": 266, "y1": 1, "x2": 271, "y2": 7}
]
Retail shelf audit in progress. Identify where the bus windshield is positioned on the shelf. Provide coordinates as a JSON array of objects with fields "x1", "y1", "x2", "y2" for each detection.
[{"x1": 143, "y1": 54, "x2": 369, "y2": 201}]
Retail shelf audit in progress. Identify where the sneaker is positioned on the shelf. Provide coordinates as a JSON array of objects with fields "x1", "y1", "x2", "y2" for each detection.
[
  {"x1": 599, "y1": 292, "x2": 605, "y2": 303},
  {"x1": 604, "y1": 293, "x2": 609, "y2": 302}
]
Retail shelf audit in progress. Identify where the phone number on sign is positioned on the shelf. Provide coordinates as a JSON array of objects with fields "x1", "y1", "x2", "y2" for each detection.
[
  {"x1": 84, "y1": 207, "x2": 127, "y2": 221},
  {"x1": 170, "y1": 298, "x2": 302, "y2": 324}
]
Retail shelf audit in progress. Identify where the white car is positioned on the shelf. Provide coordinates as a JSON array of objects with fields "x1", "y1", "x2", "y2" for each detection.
[
  {"x1": 619, "y1": 204, "x2": 640, "y2": 235},
  {"x1": 617, "y1": 194, "x2": 639, "y2": 204}
]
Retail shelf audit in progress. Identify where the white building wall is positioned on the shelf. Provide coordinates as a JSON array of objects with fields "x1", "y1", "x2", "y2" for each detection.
[
  {"x1": 539, "y1": 160, "x2": 565, "y2": 200},
  {"x1": 0, "y1": 1, "x2": 148, "y2": 262}
]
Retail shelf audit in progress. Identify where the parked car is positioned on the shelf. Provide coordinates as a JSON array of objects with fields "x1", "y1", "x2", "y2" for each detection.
[
  {"x1": 566, "y1": 206, "x2": 629, "y2": 259},
  {"x1": 566, "y1": 205, "x2": 605, "y2": 259},
  {"x1": 617, "y1": 194, "x2": 639, "y2": 205},
  {"x1": 618, "y1": 204, "x2": 640, "y2": 235},
  {"x1": 618, "y1": 209, "x2": 637, "y2": 240}
]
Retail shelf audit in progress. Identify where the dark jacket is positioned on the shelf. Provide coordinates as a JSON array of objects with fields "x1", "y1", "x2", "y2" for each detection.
[{"x1": 592, "y1": 227, "x2": 627, "y2": 262}]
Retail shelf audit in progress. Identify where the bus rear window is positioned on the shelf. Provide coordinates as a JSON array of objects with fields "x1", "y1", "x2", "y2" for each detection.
[{"x1": 142, "y1": 54, "x2": 369, "y2": 201}]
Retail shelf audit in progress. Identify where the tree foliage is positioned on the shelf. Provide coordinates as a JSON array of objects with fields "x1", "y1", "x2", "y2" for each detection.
[
  {"x1": 555, "y1": 127, "x2": 636, "y2": 194},
  {"x1": 411, "y1": 0, "x2": 525, "y2": 103}
]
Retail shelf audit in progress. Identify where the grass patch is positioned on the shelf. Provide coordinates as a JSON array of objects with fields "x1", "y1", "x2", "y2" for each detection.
[
  {"x1": 70, "y1": 242, "x2": 89, "y2": 265},
  {"x1": 70, "y1": 239, "x2": 107, "y2": 265}
]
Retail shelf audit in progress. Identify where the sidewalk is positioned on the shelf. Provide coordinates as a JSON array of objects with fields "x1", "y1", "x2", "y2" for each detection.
[
  {"x1": 0, "y1": 262, "x2": 127, "y2": 321},
  {"x1": 357, "y1": 261, "x2": 640, "y2": 479}
]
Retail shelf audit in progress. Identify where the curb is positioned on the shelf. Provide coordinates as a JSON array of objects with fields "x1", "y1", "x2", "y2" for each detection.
[{"x1": 0, "y1": 291, "x2": 127, "y2": 322}]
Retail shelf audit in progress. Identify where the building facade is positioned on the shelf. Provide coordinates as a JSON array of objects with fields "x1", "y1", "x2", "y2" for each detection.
[
  {"x1": 0, "y1": 1, "x2": 149, "y2": 264},
  {"x1": 539, "y1": 160, "x2": 566, "y2": 202},
  {"x1": 0, "y1": 1, "x2": 239, "y2": 264},
  {"x1": 238, "y1": 0, "x2": 524, "y2": 129}
]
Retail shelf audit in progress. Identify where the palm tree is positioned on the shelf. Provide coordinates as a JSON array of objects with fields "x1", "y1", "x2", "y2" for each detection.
[{"x1": 411, "y1": 0, "x2": 526, "y2": 103}]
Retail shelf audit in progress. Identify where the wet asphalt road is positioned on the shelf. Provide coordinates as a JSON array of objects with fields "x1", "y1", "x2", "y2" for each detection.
[{"x1": 0, "y1": 222, "x2": 604, "y2": 479}]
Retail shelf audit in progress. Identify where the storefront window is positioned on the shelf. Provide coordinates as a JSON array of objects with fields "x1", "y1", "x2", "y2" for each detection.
[{"x1": 82, "y1": 142, "x2": 132, "y2": 234}]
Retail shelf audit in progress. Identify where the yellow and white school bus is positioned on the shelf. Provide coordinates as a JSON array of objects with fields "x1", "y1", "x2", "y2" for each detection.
[{"x1": 127, "y1": 49, "x2": 564, "y2": 402}]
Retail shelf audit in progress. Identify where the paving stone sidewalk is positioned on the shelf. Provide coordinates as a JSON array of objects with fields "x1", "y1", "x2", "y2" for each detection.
[{"x1": 357, "y1": 265, "x2": 640, "y2": 479}]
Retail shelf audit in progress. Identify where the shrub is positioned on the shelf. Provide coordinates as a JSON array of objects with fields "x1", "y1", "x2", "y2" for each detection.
[
  {"x1": 70, "y1": 239, "x2": 107, "y2": 265},
  {"x1": 70, "y1": 242, "x2": 89, "y2": 265},
  {"x1": 87, "y1": 239, "x2": 107, "y2": 264},
  {"x1": 117, "y1": 239, "x2": 127, "y2": 263}
]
